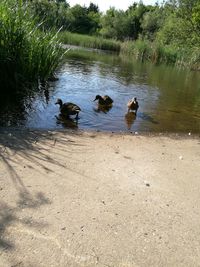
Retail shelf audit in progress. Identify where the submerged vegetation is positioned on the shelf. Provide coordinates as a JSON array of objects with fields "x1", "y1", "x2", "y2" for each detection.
[{"x1": 0, "y1": 0, "x2": 63, "y2": 91}]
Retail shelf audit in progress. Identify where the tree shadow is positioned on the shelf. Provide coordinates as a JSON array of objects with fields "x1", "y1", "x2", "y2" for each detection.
[
  {"x1": 0, "y1": 193, "x2": 49, "y2": 251},
  {"x1": 0, "y1": 130, "x2": 79, "y2": 251},
  {"x1": 0, "y1": 129, "x2": 94, "y2": 251},
  {"x1": 0, "y1": 137, "x2": 51, "y2": 249}
]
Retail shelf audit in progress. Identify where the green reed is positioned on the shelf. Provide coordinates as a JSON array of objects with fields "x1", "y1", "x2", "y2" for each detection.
[
  {"x1": 0, "y1": 0, "x2": 64, "y2": 91},
  {"x1": 58, "y1": 31, "x2": 121, "y2": 52},
  {"x1": 120, "y1": 40, "x2": 200, "y2": 70}
]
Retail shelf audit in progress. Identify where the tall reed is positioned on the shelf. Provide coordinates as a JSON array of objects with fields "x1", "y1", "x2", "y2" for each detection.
[
  {"x1": 0, "y1": 0, "x2": 64, "y2": 91},
  {"x1": 120, "y1": 40, "x2": 197, "y2": 68},
  {"x1": 58, "y1": 31, "x2": 121, "y2": 52}
]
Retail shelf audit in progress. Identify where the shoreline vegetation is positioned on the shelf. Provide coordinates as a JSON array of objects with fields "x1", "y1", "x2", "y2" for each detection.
[
  {"x1": 59, "y1": 31, "x2": 200, "y2": 70},
  {"x1": 0, "y1": 0, "x2": 64, "y2": 91},
  {"x1": 0, "y1": 0, "x2": 199, "y2": 92}
]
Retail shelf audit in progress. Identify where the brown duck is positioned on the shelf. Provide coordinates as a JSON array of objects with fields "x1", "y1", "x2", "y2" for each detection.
[
  {"x1": 93, "y1": 95, "x2": 113, "y2": 106},
  {"x1": 55, "y1": 98, "x2": 81, "y2": 119},
  {"x1": 127, "y1": 97, "x2": 139, "y2": 115}
]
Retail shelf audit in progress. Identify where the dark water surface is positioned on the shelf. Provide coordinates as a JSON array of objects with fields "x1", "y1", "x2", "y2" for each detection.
[{"x1": 1, "y1": 49, "x2": 200, "y2": 132}]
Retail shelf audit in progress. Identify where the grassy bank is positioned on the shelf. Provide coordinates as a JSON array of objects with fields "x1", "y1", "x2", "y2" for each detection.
[
  {"x1": 0, "y1": 0, "x2": 64, "y2": 91},
  {"x1": 59, "y1": 31, "x2": 200, "y2": 70},
  {"x1": 58, "y1": 31, "x2": 121, "y2": 52},
  {"x1": 120, "y1": 40, "x2": 200, "y2": 70}
]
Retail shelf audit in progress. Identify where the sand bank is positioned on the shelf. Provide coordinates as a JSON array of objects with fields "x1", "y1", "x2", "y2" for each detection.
[{"x1": 0, "y1": 130, "x2": 200, "y2": 267}]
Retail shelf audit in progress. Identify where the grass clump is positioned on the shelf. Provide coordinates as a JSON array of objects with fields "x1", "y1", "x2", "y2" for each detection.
[
  {"x1": 58, "y1": 31, "x2": 121, "y2": 52},
  {"x1": 0, "y1": 0, "x2": 64, "y2": 91},
  {"x1": 120, "y1": 39, "x2": 200, "y2": 69}
]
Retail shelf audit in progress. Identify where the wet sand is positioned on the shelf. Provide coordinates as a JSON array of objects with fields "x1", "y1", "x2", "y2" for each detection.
[{"x1": 0, "y1": 130, "x2": 200, "y2": 267}]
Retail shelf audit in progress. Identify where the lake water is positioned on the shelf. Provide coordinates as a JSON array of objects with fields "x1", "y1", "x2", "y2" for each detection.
[{"x1": 1, "y1": 49, "x2": 200, "y2": 133}]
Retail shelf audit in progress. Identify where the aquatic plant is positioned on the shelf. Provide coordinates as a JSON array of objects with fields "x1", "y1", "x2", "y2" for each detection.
[
  {"x1": 0, "y1": 0, "x2": 64, "y2": 91},
  {"x1": 120, "y1": 39, "x2": 200, "y2": 69}
]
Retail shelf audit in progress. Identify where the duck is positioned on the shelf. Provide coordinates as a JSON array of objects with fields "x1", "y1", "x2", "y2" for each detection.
[
  {"x1": 55, "y1": 98, "x2": 81, "y2": 119},
  {"x1": 127, "y1": 97, "x2": 139, "y2": 115},
  {"x1": 93, "y1": 95, "x2": 113, "y2": 106}
]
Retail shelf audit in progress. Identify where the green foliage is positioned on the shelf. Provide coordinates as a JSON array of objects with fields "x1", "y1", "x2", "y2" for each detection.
[
  {"x1": 58, "y1": 31, "x2": 121, "y2": 51},
  {"x1": 121, "y1": 39, "x2": 200, "y2": 69},
  {"x1": 100, "y1": 8, "x2": 130, "y2": 40},
  {"x1": 29, "y1": 0, "x2": 70, "y2": 30},
  {"x1": 1, "y1": 0, "x2": 200, "y2": 81},
  {"x1": 141, "y1": 6, "x2": 165, "y2": 41},
  {"x1": 29, "y1": 0, "x2": 100, "y2": 34},
  {"x1": 100, "y1": 3, "x2": 148, "y2": 41},
  {"x1": 157, "y1": 0, "x2": 200, "y2": 47},
  {"x1": 126, "y1": 2, "x2": 147, "y2": 40},
  {"x1": 0, "y1": 0, "x2": 63, "y2": 90}
]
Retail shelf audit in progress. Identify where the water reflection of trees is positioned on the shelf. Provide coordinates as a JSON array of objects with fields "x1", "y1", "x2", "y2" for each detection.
[
  {"x1": 0, "y1": 83, "x2": 52, "y2": 127},
  {"x1": 64, "y1": 50, "x2": 200, "y2": 132}
]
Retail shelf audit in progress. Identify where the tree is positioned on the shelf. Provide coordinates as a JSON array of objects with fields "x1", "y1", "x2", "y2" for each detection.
[
  {"x1": 141, "y1": 6, "x2": 164, "y2": 41},
  {"x1": 67, "y1": 4, "x2": 94, "y2": 34},
  {"x1": 87, "y1": 2, "x2": 99, "y2": 13},
  {"x1": 126, "y1": 2, "x2": 148, "y2": 40},
  {"x1": 100, "y1": 8, "x2": 130, "y2": 40}
]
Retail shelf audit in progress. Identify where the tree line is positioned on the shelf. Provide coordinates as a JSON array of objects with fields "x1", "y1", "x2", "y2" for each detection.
[{"x1": 28, "y1": 0, "x2": 200, "y2": 49}]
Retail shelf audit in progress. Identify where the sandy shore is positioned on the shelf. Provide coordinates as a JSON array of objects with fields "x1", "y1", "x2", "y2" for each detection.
[{"x1": 0, "y1": 129, "x2": 200, "y2": 267}]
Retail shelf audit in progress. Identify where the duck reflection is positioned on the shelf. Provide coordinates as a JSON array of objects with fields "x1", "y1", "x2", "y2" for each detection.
[
  {"x1": 93, "y1": 104, "x2": 113, "y2": 114},
  {"x1": 44, "y1": 88, "x2": 50, "y2": 104},
  {"x1": 125, "y1": 111, "x2": 136, "y2": 130},
  {"x1": 55, "y1": 114, "x2": 78, "y2": 129},
  {"x1": 39, "y1": 80, "x2": 50, "y2": 104}
]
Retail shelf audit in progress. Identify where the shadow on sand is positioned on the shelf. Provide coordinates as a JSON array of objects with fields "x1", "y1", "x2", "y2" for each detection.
[{"x1": 0, "y1": 129, "x2": 90, "y2": 251}]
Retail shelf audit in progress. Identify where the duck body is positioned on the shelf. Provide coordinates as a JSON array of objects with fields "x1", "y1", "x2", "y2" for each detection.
[
  {"x1": 94, "y1": 95, "x2": 113, "y2": 106},
  {"x1": 127, "y1": 97, "x2": 139, "y2": 115},
  {"x1": 55, "y1": 98, "x2": 81, "y2": 119}
]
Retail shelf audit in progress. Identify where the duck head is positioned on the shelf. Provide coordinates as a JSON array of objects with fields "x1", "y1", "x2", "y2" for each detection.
[
  {"x1": 55, "y1": 98, "x2": 63, "y2": 106},
  {"x1": 93, "y1": 95, "x2": 101, "y2": 101}
]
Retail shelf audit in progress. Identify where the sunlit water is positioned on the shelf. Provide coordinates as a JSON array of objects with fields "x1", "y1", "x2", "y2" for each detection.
[{"x1": 1, "y1": 49, "x2": 200, "y2": 132}]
